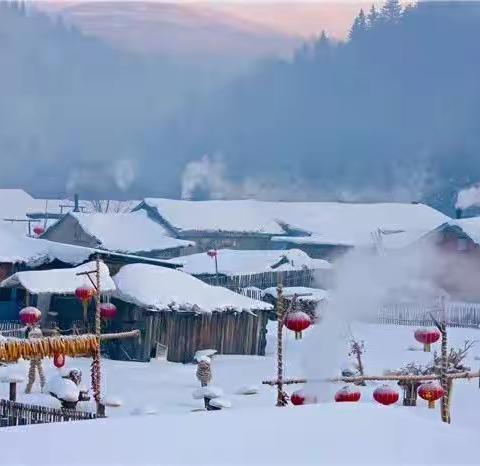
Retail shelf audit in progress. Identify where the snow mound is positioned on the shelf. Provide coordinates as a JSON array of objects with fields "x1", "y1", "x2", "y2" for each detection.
[
  {"x1": 194, "y1": 349, "x2": 217, "y2": 362},
  {"x1": 209, "y1": 398, "x2": 232, "y2": 409},
  {"x1": 236, "y1": 385, "x2": 259, "y2": 395},
  {"x1": 48, "y1": 377, "x2": 79, "y2": 402},
  {"x1": 192, "y1": 386, "x2": 223, "y2": 400}
]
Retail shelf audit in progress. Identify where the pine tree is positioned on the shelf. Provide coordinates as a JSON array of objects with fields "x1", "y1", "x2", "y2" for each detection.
[
  {"x1": 380, "y1": 0, "x2": 403, "y2": 23},
  {"x1": 313, "y1": 30, "x2": 331, "y2": 59},
  {"x1": 349, "y1": 9, "x2": 368, "y2": 41},
  {"x1": 367, "y1": 4, "x2": 380, "y2": 28}
]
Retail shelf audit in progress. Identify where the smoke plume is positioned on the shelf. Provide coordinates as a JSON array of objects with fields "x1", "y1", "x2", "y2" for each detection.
[{"x1": 456, "y1": 184, "x2": 480, "y2": 210}]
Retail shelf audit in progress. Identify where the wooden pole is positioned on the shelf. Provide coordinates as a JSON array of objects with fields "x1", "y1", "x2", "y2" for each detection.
[
  {"x1": 262, "y1": 371, "x2": 480, "y2": 386},
  {"x1": 438, "y1": 297, "x2": 450, "y2": 424},
  {"x1": 9, "y1": 382, "x2": 16, "y2": 402},
  {"x1": 91, "y1": 253, "x2": 103, "y2": 416},
  {"x1": 276, "y1": 283, "x2": 287, "y2": 407}
]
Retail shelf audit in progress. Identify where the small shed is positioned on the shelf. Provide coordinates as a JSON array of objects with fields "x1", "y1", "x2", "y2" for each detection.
[
  {"x1": 110, "y1": 264, "x2": 272, "y2": 363},
  {"x1": 0, "y1": 261, "x2": 116, "y2": 329}
]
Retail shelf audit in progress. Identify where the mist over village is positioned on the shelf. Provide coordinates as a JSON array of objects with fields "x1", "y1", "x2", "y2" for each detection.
[{"x1": 1, "y1": 1, "x2": 480, "y2": 465}]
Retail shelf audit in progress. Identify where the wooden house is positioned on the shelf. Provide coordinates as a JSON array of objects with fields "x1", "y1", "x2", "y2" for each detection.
[
  {"x1": 168, "y1": 248, "x2": 333, "y2": 290},
  {"x1": 0, "y1": 260, "x2": 117, "y2": 328},
  {"x1": 40, "y1": 211, "x2": 194, "y2": 259},
  {"x1": 108, "y1": 264, "x2": 272, "y2": 363},
  {"x1": 133, "y1": 198, "x2": 448, "y2": 260}
]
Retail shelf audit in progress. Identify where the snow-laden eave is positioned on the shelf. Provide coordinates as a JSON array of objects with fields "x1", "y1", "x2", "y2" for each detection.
[{"x1": 114, "y1": 289, "x2": 271, "y2": 314}]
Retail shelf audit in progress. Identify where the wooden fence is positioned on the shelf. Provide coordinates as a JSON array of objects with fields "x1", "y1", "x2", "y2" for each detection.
[
  {"x1": 0, "y1": 321, "x2": 25, "y2": 338},
  {"x1": 0, "y1": 399, "x2": 96, "y2": 427},
  {"x1": 376, "y1": 302, "x2": 480, "y2": 328},
  {"x1": 198, "y1": 269, "x2": 316, "y2": 291}
]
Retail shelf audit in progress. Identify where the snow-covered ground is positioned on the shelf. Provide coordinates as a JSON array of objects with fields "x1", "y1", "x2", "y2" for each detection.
[{"x1": 1, "y1": 322, "x2": 480, "y2": 465}]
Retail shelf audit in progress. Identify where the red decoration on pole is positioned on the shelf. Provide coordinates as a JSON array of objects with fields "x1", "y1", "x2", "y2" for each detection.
[
  {"x1": 207, "y1": 250, "x2": 217, "y2": 258},
  {"x1": 418, "y1": 381, "x2": 444, "y2": 409},
  {"x1": 414, "y1": 328, "x2": 441, "y2": 352},
  {"x1": 335, "y1": 386, "x2": 361, "y2": 402},
  {"x1": 290, "y1": 389, "x2": 317, "y2": 406},
  {"x1": 75, "y1": 286, "x2": 95, "y2": 327},
  {"x1": 33, "y1": 226, "x2": 45, "y2": 236},
  {"x1": 373, "y1": 385, "x2": 399, "y2": 406},
  {"x1": 53, "y1": 352, "x2": 65, "y2": 368},
  {"x1": 284, "y1": 311, "x2": 311, "y2": 340},
  {"x1": 75, "y1": 286, "x2": 95, "y2": 303},
  {"x1": 99, "y1": 302, "x2": 117, "y2": 320},
  {"x1": 19, "y1": 306, "x2": 41, "y2": 325}
]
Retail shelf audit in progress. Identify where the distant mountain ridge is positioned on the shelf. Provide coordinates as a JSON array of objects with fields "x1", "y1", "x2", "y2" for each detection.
[
  {"x1": 34, "y1": 2, "x2": 368, "y2": 64},
  {"x1": 37, "y1": 1, "x2": 301, "y2": 64}
]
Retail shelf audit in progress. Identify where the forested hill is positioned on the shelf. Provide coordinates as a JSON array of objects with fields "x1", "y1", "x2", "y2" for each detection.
[
  {"x1": 0, "y1": 2, "x2": 213, "y2": 198},
  {"x1": 173, "y1": 1, "x2": 480, "y2": 212},
  {"x1": 2, "y1": 1, "x2": 480, "y2": 212}
]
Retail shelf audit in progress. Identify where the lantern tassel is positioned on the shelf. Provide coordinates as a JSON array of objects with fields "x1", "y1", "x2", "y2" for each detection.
[
  {"x1": 428, "y1": 400, "x2": 435, "y2": 409},
  {"x1": 424, "y1": 343, "x2": 431, "y2": 352},
  {"x1": 82, "y1": 301, "x2": 88, "y2": 328},
  {"x1": 295, "y1": 331, "x2": 302, "y2": 340}
]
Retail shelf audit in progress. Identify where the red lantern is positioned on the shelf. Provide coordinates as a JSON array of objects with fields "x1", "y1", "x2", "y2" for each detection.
[
  {"x1": 290, "y1": 389, "x2": 317, "y2": 406},
  {"x1": 19, "y1": 306, "x2": 41, "y2": 325},
  {"x1": 418, "y1": 381, "x2": 444, "y2": 409},
  {"x1": 75, "y1": 286, "x2": 95, "y2": 303},
  {"x1": 33, "y1": 226, "x2": 45, "y2": 236},
  {"x1": 53, "y1": 352, "x2": 65, "y2": 368},
  {"x1": 414, "y1": 328, "x2": 441, "y2": 352},
  {"x1": 290, "y1": 390, "x2": 305, "y2": 406},
  {"x1": 207, "y1": 249, "x2": 217, "y2": 258},
  {"x1": 335, "y1": 386, "x2": 361, "y2": 402},
  {"x1": 99, "y1": 302, "x2": 117, "y2": 320},
  {"x1": 75, "y1": 286, "x2": 94, "y2": 325},
  {"x1": 284, "y1": 311, "x2": 311, "y2": 340},
  {"x1": 373, "y1": 385, "x2": 399, "y2": 406}
]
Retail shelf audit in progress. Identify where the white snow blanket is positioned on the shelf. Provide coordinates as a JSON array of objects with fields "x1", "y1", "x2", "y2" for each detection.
[
  {"x1": 0, "y1": 260, "x2": 115, "y2": 294},
  {"x1": 0, "y1": 404, "x2": 478, "y2": 465},
  {"x1": 65, "y1": 211, "x2": 194, "y2": 254},
  {"x1": 168, "y1": 249, "x2": 331, "y2": 276},
  {"x1": 142, "y1": 199, "x2": 448, "y2": 246},
  {"x1": 113, "y1": 264, "x2": 272, "y2": 312}
]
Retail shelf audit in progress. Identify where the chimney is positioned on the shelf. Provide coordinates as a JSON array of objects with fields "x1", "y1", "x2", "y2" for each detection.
[
  {"x1": 455, "y1": 208, "x2": 462, "y2": 219},
  {"x1": 74, "y1": 194, "x2": 80, "y2": 213}
]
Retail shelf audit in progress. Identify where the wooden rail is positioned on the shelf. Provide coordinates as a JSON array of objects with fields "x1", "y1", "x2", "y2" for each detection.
[{"x1": 0, "y1": 399, "x2": 96, "y2": 427}]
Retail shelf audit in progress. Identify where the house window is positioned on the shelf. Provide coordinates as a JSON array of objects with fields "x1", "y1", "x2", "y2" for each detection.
[{"x1": 457, "y1": 238, "x2": 468, "y2": 251}]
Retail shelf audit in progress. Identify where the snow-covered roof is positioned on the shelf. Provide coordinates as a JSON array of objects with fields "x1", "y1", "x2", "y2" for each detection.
[
  {"x1": 140, "y1": 198, "x2": 449, "y2": 244},
  {"x1": 1, "y1": 260, "x2": 115, "y2": 294},
  {"x1": 436, "y1": 217, "x2": 480, "y2": 246},
  {"x1": 262, "y1": 286, "x2": 328, "y2": 302},
  {"x1": 0, "y1": 225, "x2": 93, "y2": 266},
  {"x1": 113, "y1": 264, "x2": 272, "y2": 313},
  {"x1": 167, "y1": 249, "x2": 331, "y2": 276},
  {"x1": 62, "y1": 211, "x2": 194, "y2": 254}
]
